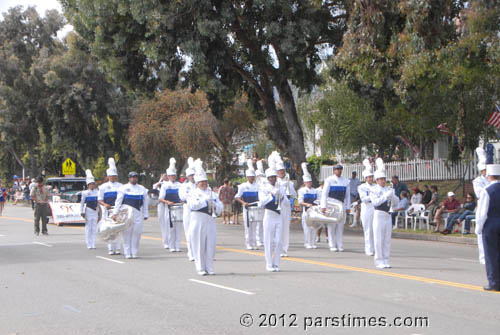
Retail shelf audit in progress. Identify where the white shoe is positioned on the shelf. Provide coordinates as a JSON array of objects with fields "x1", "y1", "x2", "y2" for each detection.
[
  {"x1": 315, "y1": 237, "x2": 320, "y2": 243},
  {"x1": 114, "y1": 251, "x2": 121, "y2": 255},
  {"x1": 170, "y1": 249, "x2": 176, "y2": 253},
  {"x1": 163, "y1": 245, "x2": 169, "y2": 249},
  {"x1": 349, "y1": 223, "x2": 357, "y2": 228},
  {"x1": 131, "y1": 255, "x2": 138, "y2": 259},
  {"x1": 366, "y1": 252, "x2": 374, "y2": 256},
  {"x1": 384, "y1": 264, "x2": 392, "y2": 268},
  {"x1": 338, "y1": 248, "x2": 344, "y2": 252},
  {"x1": 246, "y1": 246, "x2": 253, "y2": 250},
  {"x1": 280, "y1": 253, "x2": 288, "y2": 257},
  {"x1": 108, "y1": 251, "x2": 114, "y2": 255},
  {"x1": 207, "y1": 271, "x2": 215, "y2": 275},
  {"x1": 375, "y1": 264, "x2": 385, "y2": 269},
  {"x1": 311, "y1": 245, "x2": 318, "y2": 249},
  {"x1": 125, "y1": 255, "x2": 132, "y2": 259},
  {"x1": 257, "y1": 242, "x2": 264, "y2": 247},
  {"x1": 197, "y1": 271, "x2": 208, "y2": 276},
  {"x1": 266, "y1": 266, "x2": 274, "y2": 272},
  {"x1": 330, "y1": 248, "x2": 338, "y2": 252},
  {"x1": 189, "y1": 257, "x2": 195, "y2": 262},
  {"x1": 272, "y1": 267, "x2": 280, "y2": 272},
  {"x1": 305, "y1": 245, "x2": 313, "y2": 249}
]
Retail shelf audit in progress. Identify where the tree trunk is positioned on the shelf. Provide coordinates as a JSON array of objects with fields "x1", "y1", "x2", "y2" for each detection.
[{"x1": 29, "y1": 145, "x2": 37, "y2": 178}]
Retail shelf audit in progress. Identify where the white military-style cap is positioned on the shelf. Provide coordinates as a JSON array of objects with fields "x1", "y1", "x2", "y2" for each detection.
[{"x1": 486, "y1": 164, "x2": 500, "y2": 176}]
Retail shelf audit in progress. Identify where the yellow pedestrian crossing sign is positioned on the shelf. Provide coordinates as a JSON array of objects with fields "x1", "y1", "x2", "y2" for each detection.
[{"x1": 62, "y1": 158, "x2": 76, "y2": 175}]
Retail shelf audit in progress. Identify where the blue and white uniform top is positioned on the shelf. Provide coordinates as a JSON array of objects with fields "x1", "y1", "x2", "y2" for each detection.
[
  {"x1": 473, "y1": 175, "x2": 490, "y2": 200},
  {"x1": 475, "y1": 180, "x2": 500, "y2": 235},
  {"x1": 369, "y1": 184, "x2": 399, "y2": 215},
  {"x1": 81, "y1": 189, "x2": 99, "y2": 213},
  {"x1": 113, "y1": 183, "x2": 149, "y2": 218},
  {"x1": 179, "y1": 181, "x2": 196, "y2": 203},
  {"x1": 159, "y1": 180, "x2": 182, "y2": 204},
  {"x1": 298, "y1": 186, "x2": 319, "y2": 212},
  {"x1": 258, "y1": 183, "x2": 286, "y2": 215},
  {"x1": 98, "y1": 181, "x2": 123, "y2": 207},
  {"x1": 235, "y1": 181, "x2": 260, "y2": 207},
  {"x1": 187, "y1": 187, "x2": 222, "y2": 217},
  {"x1": 358, "y1": 182, "x2": 375, "y2": 209},
  {"x1": 320, "y1": 175, "x2": 351, "y2": 210}
]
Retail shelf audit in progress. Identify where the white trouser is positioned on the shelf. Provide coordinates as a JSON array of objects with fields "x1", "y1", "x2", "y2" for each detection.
[
  {"x1": 189, "y1": 211, "x2": 216, "y2": 273},
  {"x1": 243, "y1": 207, "x2": 257, "y2": 248},
  {"x1": 121, "y1": 206, "x2": 144, "y2": 257},
  {"x1": 373, "y1": 210, "x2": 392, "y2": 267},
  {"x1": 158, "y1": 203, "x2": 169, "y2": 248},
  {"x1": 183, "y1": 204, "x2": 193, "y2": 259},
  {"x1": 327, "y1": 214, "x2": 346, "y2": 249},
  {"x1": 301, "y1": 210, "x2": 316, "y2": 247},
  {"x1": 85, "y1": 208, "x2": 98, "y2": 248},
  {"x1": 101, "y1": 206, "x2": 121, "y2": 252},
  {"x1": 264, "y1": 209, "x2": 283, "y2": 269},
  {"x1": 168, "y1": 206, "x2": 182, "y2": 251},
  {"x1": 280, "y1": 200, "x2": 292, "y2": 254},
  {"x1": 360, "y1": 203, "x2": 374, "y2": 255},
  {"x1": 256, "y1": 221, "x2": 264, "y2": 245},
  {"x1": 477, "y1": 233, "x2": 485, "y2": 264}
]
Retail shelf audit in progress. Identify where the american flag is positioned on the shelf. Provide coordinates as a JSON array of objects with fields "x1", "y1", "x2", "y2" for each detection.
[{"x1": 487, "y1": 105, "x2": 500, "y2": 129}]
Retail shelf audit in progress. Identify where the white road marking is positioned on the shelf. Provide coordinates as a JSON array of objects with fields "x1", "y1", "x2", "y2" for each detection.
[
  {"x1": 0, "y1": 234, "x2": 4, "y2": 236},
  {"x1": 189, "y1": 279, "x2": 255, "y2": 295},
  {"x1": 33, "y1": 241, "x2": 52, "y2": 247},
  {"x1": 449, "y1": 257, "x2": 478, "y2": 263},
  {"x1": 96, "y1": 256, "x2": 125, "y2": 264}
]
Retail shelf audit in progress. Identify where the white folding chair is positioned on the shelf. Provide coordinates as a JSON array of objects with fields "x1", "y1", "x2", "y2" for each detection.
[
  {"x1": 405, "y1": 204, "x2": 425, "y2": 230},
  {"x1": 415, "y1": 209, "x2": 431, "y2": 231}
]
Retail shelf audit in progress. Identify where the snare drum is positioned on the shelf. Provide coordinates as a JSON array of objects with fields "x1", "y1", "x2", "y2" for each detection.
[
  {"x1": 247, "y1": 206, "x2": 264, "y2": 223},
  {"x1": 169, "y1": 205, "x2": 184, "y2": 223}
]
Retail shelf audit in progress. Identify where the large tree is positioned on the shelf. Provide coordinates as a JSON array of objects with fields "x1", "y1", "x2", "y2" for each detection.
[{"x1": 61, "y1": 0, "x2": 349, "y2": 175}]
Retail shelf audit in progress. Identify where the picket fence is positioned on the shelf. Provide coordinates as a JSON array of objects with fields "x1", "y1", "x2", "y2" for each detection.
[{"x1": 320, "y1": 158, "x2": 479, "y2": 182}]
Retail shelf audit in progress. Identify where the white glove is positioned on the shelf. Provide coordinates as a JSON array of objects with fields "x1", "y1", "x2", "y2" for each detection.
[
  {"x1": 384, "y1": 190, "x2": 393, "y2": 201},
  {"x1": 475, "y1": 225, "x2": 482, "y2": 235}
]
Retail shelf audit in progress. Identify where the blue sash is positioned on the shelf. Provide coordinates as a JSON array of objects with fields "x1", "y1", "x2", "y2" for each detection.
[
  {"x1": 328, "y1": 186, "x2": 346, "y2": 202},
  {"x1": 303, "y1": 193, "x2": 317, "y2": 204},
  {"x1": 123, "y1": 194, "x2": 143, "y2": 211},
  {"x1": 265, "y1": 196, "x2": 280, "y2": 214},
  {"x1": 375, "y1": 201, "x2": 390, "y2": 213},
  {"x1": 103, "y1": 191, "x2": 117, "y2": 206},
  {"x1": 164, "y1": 188, "x2": 181, "y2": 203},
  {"x1": 195, "y1": 205, "x2": 212, "y2": 216},
  {"x1": 242, "y1": 191, "x2": 259, "y2": 204},
  {"x1": 85, "y1": 196, "x2": 98, "y2": 211}
]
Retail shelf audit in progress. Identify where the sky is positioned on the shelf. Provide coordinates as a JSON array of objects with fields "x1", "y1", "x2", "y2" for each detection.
[{"x1": 0, "y1": 0, "x2": 73, "y2": 37}]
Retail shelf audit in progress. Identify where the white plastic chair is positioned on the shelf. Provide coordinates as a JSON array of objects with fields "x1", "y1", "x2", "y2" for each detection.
[
  {"x1": 405, "y1": 204, "x2": 425, "y2": 230},
  {"x1": 415, "y1": 209, "x2": 431, "y2": 231}
]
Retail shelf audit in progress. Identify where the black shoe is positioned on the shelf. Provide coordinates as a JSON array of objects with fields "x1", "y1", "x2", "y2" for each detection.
[{"x1": 483, "y1": 286, "x2": 500, "y2": 291}]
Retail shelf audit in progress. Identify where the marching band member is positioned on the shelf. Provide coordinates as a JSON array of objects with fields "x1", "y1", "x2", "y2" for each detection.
[
  {"x1": 298, "y1": 162, "x2": 319, "y2": 249},
  {"x1": 259, "y1": 154, "x2": 285, "y2": 272},
  {"x1": 179, "y1": 157, "x2": 196, "y2": 261},
  {"x1": 98, "y1": 158, "x2": 123, "y2": 255},
  {"x1": 273, "y1": 152, "x2": 296, "y2": 257},
  {"x1": 235, "y1": 159, "x2": 260, "y2": 250},
  {"x1": 369, "y1": 158, "x2": 399, "y2": 269},
  {"x1": 320, "y1": 164, "x2": 350, "y2": 252},
  {"x1": 81, "y1": 169, "x2": 99, "y2": 249},
  {"x1": 358, "y1": 159, "x2": 375, "y2": 256},
  {"x1": 255, "y1": 159, "x2": 266, "y2": 247},
  {"x1": 154, "y1": 172, "x2": 169, "y2": 249},
  {"x1": 475, "y1": 163, "x2": 500, "y2": 291},
  {"x1": 159, "y1": 158, "x2": 183, "y2": 252},
  {"x1": 473, "y1": 147, "x2": 490, "y2": 265},
  {"x1": 187, "y1": 159, "x2": 222, "y2": 275},
  {"x1": 112, "y1": 172, "x2": 149, "y2": 259}
]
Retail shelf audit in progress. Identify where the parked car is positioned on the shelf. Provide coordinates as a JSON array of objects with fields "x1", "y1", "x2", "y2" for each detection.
[{"x1": 46, "y1": 177, "x2": 87, "y2": 203}]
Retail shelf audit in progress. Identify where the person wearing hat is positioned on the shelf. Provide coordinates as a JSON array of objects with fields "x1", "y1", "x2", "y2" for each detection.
[
  {"x1": 98, "y1": 158, "x2": 123, "y2": 255},
  {"x1": 112, "y1": 171, "x2": 149, "y2": 259},
  {"x1": 369, "y1": 158, "x2": 399, "y2": 268},
  {"x1": 358, "y1": 159, "x2": 375, "y2": 256},
  {"x1": 475, "y1": 163, "x2": 500, "y2": 291},
  {"x1": 30, "y1": 176, "x2": 51, "y2": 236},
  {"x1": 159, "y1": 158, "x2": 183, "y2": 252},
  {"x1": 320, "y1": 163, "x2": 351, "y2": 252},
  {"x1": 81, "y1": 169, "x2": 99, "y2": 249},
  {"x1": 298, "y1": 162, "x2": 319, "y2": 249},
  {"x1": 235, "y1": 159, "x2": 261, "y2": 250},
  {"x1": 259, "y1": 153, "x2": 286, "y2": 271},
  {"x1": 473, "y1": 147, "x2": 490, "y2": 264},
  {"x1": 433, "y1": 191, "x2": 459, "y2": 233},
  {"x1": 153, "y1": 171, "x2": 169, "y2": 249},
  {"x1": 179, "y1": 157, "x2": 196, "y2": 261},
  {"x1": 255, "y1": 159, "x2": 266, "y2": 247},
  {"x1": 271, "y1": 151, "x2": 296, "y2": 257},
  {"x1": 186, "y1": 159, "x2": 222, "y2": 275}
]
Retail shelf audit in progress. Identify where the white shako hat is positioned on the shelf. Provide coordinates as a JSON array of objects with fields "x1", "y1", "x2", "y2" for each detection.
[
  {"x1": 373, "y1": 158, "x2": 386, "y2": 180},
  {"x1": 166, "y1": 157, "x2": 177, "y2": 176},
  {"x1": 265, "y1": 153, "x2": 278, "y2": 178},
  {"x1": 194, "y1": 159, "x2": 207, "y2": 183},
  {"x1": 85, "y1": 169, "x2": 95, "y2": 185},
  {"x1": 106, "y1": 158, "x2": 118, "y2": 177},
  {"x1": 486, "y1": 164, "x2": 500, "y2": 176},
  {"x1": 256, "y1": 159, "x2": 265, "y2": 177},
  {"x1": 476, "y1": 147, "x2": 487, "y2": 171},
  {"x1": 272, "y1": 151, "x2": 285, "y2": 171},
  {"x1": 245, "y1": 159, "x2": 256, "y2": 177},
  {"x1": 362, "y1": 158, "x2": 374, "y2": 178},
  {"x1": 185, "y1": 157, "x2": 195, "y2": 176},
  {"x1": 301, "y1": 162, "x2": 312, "y2": 182}
]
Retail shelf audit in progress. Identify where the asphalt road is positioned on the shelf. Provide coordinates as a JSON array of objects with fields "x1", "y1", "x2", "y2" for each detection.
[{"x1": 1, "y1": 204, "x2": 499, "y2": 335}]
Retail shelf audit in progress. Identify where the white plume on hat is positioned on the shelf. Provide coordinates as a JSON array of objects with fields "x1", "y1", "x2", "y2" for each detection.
[
  {"x1": 106, "y1": 158, "x2": 118, "y2": 177},
  {"x1": 246, "y1": 159, "x2": 256, "y2": 177},
  {"x1": 271, "y1": 151, "x2": 285, "y2": 171},
  {"x1": 185, "y1": 157, "x2": 195, "y2": 176},
  {"x1": 362, "y1": 158, "x2": 374, "y2": 178},
  {"x1": 301, "y1": 162, "x2": 312, "y2": 182},
  {"x1": 476, "y1": 147, "x2": 487, "y2": 171},
  {"x1": 166, "y1": 157, "x2": 177, "y2": 175},
  {"x1": 374, "y1": 158, "x2": 386, "y2": 180},
  {"x1": 85, "y1": 169, "x2": 95, "y2": 185},
  {"x1": 194, "y1": 158, "x2": 207, "y2": 183},
  {"x1": 256, "y1": 159, "x2": 265, "y2": 177},
  {"x1": 266, "y1": 153, "x2": 278, "y2": 178}
]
